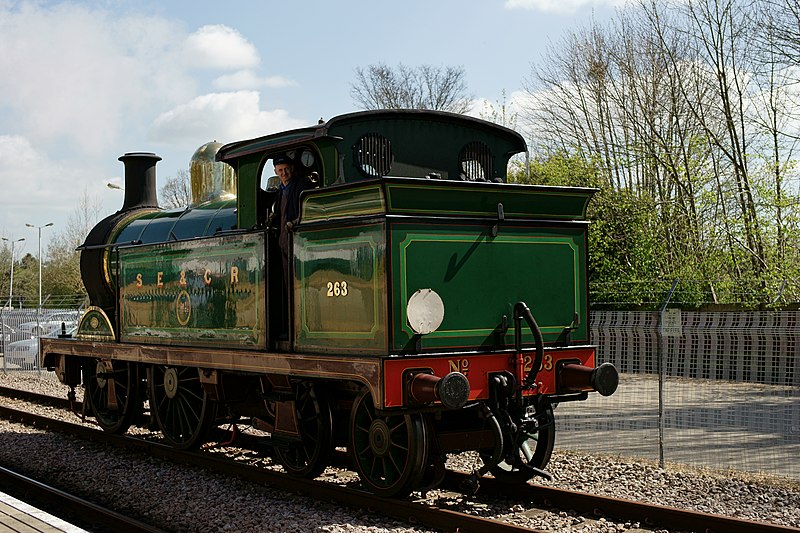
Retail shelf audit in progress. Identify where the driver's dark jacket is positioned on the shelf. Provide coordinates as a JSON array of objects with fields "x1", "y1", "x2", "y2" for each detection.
[{"x1": 275, "y1": 176, "x2": 312, "y2": 257}]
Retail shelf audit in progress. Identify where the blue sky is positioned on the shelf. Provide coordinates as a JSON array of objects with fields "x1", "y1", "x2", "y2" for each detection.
[{"x1": 0, "y1": 0, "x2": 621, "y2": 255}]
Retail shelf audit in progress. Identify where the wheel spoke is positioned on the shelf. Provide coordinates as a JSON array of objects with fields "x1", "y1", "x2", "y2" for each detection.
[
  {"x1": 389, "y1": 440, "x2": 410, "y2": 454},
  {"x1": 386, "y1": 451, "x2": 403, "y2": 480}
]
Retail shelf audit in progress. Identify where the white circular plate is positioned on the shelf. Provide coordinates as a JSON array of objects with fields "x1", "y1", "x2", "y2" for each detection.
[{"x1": 406, "y1": 288, "x2": 445, "y2": 335}]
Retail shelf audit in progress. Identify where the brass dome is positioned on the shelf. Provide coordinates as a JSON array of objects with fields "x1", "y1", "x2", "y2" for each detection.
[{"x1": 189, "y1": 141, "x2": 236, "y2": 205}]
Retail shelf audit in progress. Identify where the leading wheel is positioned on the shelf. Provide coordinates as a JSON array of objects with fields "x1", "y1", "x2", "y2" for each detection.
[
  {"x1": 274, "y1": 382, "x2": 334, "y2": 478},
  {"x1": 83, "y1": 359, "x2": 141, "y2": 434},
  {"x1": 149, "y1": 365, "x2": 217, "y2": 449},
  {"x1": 349, "y1": 389, "x2": 428, "y2": 498},
  {"x1": 490, "y1": 404, "x2": 555, "y2": 484}
]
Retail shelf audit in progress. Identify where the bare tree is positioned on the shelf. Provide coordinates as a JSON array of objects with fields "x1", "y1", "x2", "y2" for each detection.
[
  {"x1": 762, "y1": 0, "x2": 800, "y2": 64},
  {"x1": 750, "y1": 1, "x2": 800, "y2": 270},
  {"x1": 660, "y1": 0, "x2": 766, "y2": 283},
  {"x1": 160, "y1": 169, "x2": 192, "y2": 209},
  {"x1": 520, "y1": 0, "x2": 800, "y2": 300},
  {"x1": 350, "y1": 63, "x2": 473, "y2": 113},
  {"x1": 42, "y1": 187, "x2": 104, "y2": 297}
]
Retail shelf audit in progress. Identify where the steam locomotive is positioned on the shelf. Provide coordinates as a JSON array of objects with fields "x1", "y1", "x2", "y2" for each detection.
[{"x1": 41, "y1": 110, "x2": 618, "y2": 497}]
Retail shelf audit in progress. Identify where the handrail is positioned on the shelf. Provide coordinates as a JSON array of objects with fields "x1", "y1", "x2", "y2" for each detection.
[{"x1": 513, "y1": 301, "x2": 544, "y2": 389}]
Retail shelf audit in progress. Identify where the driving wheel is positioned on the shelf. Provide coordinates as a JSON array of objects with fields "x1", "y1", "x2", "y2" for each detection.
[
  {"x1": 83, "y1": 359, "x2": 141, "y2": 434},
  {"x1": 148, "y1": 365, "x2": 217, "y2": 449},
  {"x1": 349, "y1": 389, "x2": 428, "y2": 497},
  {"x1": 274, "y1": 382, "x2": 334, "y2": 478}
]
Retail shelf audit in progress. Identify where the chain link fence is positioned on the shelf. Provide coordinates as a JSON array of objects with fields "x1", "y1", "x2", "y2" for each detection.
[
  {"x1": 0, "y1": 307, "x2": 82, "y2": 372},
  {"x1": 558, "y1": 310, "x2": 800, "y2": 482}
]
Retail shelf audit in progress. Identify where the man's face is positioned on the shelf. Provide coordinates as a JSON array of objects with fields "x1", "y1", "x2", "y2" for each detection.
[{"x1": 275, "y1": 162, "x2": 293, "y2": 185}]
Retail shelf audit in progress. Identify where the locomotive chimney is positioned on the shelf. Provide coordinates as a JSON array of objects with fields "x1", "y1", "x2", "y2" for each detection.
[{"x1": 118, "y1": 152, "x2": 161, "y2": 211}]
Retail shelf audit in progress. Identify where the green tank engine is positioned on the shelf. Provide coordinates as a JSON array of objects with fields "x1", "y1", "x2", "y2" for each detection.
[{"x1": 42, "y1": 110, "x2": 618, "y2": 498}]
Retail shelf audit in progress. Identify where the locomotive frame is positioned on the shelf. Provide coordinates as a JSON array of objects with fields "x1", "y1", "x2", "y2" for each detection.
[{"x1": 41, "y1": 110, "x2": 617, "y2": 497}]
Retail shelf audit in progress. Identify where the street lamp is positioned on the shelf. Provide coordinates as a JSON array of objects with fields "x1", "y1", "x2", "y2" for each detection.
[
  {"x1": 1, "y1": 237, "x2": 25, "y2": 309},
  {"x1": 106, "y1": 182, "x2": 124, "y2": 191},
  {"x1": 25, "y1": 223, "x2": 54, "y2": 309}
]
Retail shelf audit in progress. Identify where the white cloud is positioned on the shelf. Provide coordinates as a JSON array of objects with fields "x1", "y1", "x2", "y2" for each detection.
[
  {"x1": 504, "y1": 0, "x2": 628, "y2": 14},
  {"x1": 0, "y1": 135, "x2": 106, "y2": 234},
  {"x1": 212, "y1": 69, "x2": 298, "y2": 90},
  {"x1": 183, "y1": 25, "x2": 260, "y2": 70},
  {"x1": 0, "y1": 3, "x2": 193, "y2": 155},
  {"x1": 151, "y1": 91, "x2": 308, "y2": 146}
]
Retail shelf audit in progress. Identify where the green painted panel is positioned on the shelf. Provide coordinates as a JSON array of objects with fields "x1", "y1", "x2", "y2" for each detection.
[
  {"x1": 119, "y1": 232, "x2": 266, "y2": 349},
  {"x1": 296, "y1": 179, "x2": 594, "y2": 224},
  {"x1": 391, "y1": 222, "x2": 588, "y2": 352},
  {"x1": 385, "y1": 182, "x2": 593, "y2": 220},
  {"x1": 294, "y1": 222, "x2": 387, "y2": 353},
  {"x1": 236, "y1": 157, "x2": 261, "y2": 230},
  {"x1": 301, "y1": 183, "x2": 385, "y2": 222}
]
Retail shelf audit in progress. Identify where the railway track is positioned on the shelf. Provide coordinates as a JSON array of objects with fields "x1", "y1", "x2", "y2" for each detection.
[
  {"x1": 0, "y1": 465, "x2": 163, "y2": 532},
  {"x1": 0, "y1": 385, "x2": 797, "y2": 533},
  {"x1": 0, "y1": 385, "x2": 80, "y2": 410}
]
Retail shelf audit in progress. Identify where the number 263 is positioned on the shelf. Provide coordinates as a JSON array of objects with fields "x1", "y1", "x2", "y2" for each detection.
[{"x1": 326, "y1": 281, "x2": 348, "y2": 297}]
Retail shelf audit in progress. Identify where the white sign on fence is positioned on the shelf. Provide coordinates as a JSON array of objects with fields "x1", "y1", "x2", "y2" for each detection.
[{"x1": 660, "y1": 308, "x2": 682, "y2": 337}]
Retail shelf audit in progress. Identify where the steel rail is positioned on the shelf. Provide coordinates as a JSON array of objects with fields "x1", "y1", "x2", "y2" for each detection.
[
  {"x1": 0, "y1": 465, "x2": 164, "y2": 533},
  {"x1": 0, "y1": 384, "x2": 80, "y2": 410},
  {"x1": 442, "y1": 472, "x2": 799, "y2": 533}
]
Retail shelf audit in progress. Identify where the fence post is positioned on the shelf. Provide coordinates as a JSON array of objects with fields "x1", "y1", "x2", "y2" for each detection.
[
  {"x1": 657, "y1": 279, "x2": 680, "y2": 468},
  {"x1": 0, "y1": 309, "x2": 5, "y2": 373}
]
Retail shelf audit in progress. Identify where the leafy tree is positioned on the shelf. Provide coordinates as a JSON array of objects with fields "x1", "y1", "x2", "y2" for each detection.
[
  {"x1": 0, "y1": 245, "x2": 33, "y2": 307},
  {"x1": 13, "y1": 253, "x2": 38, "y2": 303},
  {"x1": 351, "y1": 63, "x2": 472, "y2": 113}
]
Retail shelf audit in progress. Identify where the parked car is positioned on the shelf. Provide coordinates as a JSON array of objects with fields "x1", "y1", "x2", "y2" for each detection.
[
  {"x1": 5, "y1": 326, "x2": 76, "y2": 370},
  {"x1": 1, "y1": 323, "x2": 28, "y2": 356},
  {"x1": 2, "y1": 323, "x2": 16, "y2": 355},
  {"x1": 17, "y1": 311, "x2": 81, "y2": 337}
]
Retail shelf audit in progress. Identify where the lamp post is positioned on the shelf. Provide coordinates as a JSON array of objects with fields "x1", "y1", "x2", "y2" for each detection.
[
  {"x1": 106, "y1": 182, "x2": 124, "y2": 191},
  {"x1": 1, "y1": 237, "x2": 25, "y2": 309},
  {"x1": 25, "y1": 223, "x2": 54, "y2": 309}
]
